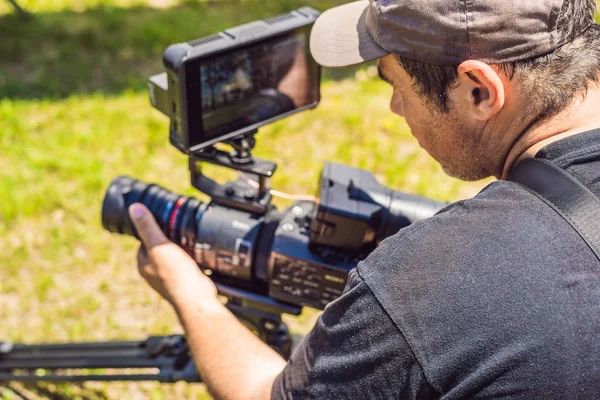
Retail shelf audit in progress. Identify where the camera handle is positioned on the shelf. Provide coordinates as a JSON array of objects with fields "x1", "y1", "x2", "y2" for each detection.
[{"x1": 189, "y1": 131, "x2": 277, "y2": 215}]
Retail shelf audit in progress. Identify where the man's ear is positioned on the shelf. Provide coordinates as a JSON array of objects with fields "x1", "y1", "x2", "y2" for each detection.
[{"x1": 454, "y1": 60, "x2": 505, "y2": 121}]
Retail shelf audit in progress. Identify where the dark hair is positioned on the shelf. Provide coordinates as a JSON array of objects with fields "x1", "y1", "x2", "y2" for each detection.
[{"x1": 396, "y1": 0, "x2": 600, "y2": 119}]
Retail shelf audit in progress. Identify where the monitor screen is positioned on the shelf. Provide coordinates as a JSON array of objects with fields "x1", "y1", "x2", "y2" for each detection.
[{"x1": 188, "y1": 28, "x2": 320, "y2": 149}]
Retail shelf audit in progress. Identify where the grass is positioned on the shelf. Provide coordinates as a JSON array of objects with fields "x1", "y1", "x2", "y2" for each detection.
[{"x1": 0, "y1": 1, "x2": 487, "y2": 398}]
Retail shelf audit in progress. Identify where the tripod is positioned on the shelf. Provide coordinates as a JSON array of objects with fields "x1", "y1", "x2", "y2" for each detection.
[{"x1": 0, "y1": 282, "x2": 301, "y2": 382}]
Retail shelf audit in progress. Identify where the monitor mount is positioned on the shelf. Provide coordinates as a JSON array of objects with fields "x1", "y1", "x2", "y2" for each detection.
[{"x1": 189, "y1": 130, "x2": 276, "y2": 215}]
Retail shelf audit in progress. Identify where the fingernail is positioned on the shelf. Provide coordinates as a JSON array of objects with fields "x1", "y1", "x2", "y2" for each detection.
[{"x1": 131, "y1": 204, "x2": 145, "y2": 220}]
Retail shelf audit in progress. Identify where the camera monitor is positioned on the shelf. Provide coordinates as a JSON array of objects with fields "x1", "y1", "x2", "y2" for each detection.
[{"x1": 149, "y1": 7, "x2": 321, "y2": 153}]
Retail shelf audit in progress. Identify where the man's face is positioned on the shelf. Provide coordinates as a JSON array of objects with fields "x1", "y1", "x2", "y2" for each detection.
[{"x1": 378, "y1": 55, "x2": 494, "y2": 181}]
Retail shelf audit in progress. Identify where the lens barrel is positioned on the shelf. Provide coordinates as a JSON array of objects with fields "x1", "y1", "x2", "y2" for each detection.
[
  {"x1": 101, "y1": 176, "x2": 204, "y2": 257},
  {"x1": 102, "y1": 176, "x2": 144, "y2": 237},
  {"x1": 102, "y1": 176, "x2": 265, "y2": 283}
]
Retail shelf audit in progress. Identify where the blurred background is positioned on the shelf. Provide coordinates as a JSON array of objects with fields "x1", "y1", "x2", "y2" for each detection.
[{"x1": 0, "y1": 0, "x2": 492, "y2": 398}]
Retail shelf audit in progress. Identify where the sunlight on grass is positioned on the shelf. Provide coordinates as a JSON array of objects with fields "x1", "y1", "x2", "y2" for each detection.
[
  {"x1": 0, "y1": 0, "x2": 174, "y2": 14},
  {"x1": 1, "y1": 0, "x2": 491, "y2": 398},
  {"x1": 0, "y1": 0, "x2": 314, "y2": 14}
]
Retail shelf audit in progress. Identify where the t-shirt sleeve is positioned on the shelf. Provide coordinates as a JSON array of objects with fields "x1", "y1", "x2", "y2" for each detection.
[{"x1": 271, "y1": 269, "x2": 435, "y2": 400}]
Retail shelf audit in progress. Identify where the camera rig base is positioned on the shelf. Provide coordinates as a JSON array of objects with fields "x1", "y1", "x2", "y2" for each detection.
[
  {"x1": 189, "y1": 131, "x2": 277, "y2": 215},
  {"x1": 0, "y1": 284, "x2": 301, "y2": 383},
  {"x1": 0, "y1": 335, "x2": 198, "y2": 383}
]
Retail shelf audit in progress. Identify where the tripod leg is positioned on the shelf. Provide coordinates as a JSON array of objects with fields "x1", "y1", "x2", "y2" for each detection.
[
  {"x1": 226, "y1": 303, "x2": 293, "y2": 359},
  {"x1": 261, "y1": 318, "x2": 293, "y2": 360},
  {"x1": 0, "y1": 336, "x2": 200, "y2": 383}
]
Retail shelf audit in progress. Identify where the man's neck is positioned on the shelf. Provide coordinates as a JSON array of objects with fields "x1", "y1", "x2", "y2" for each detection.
[{"x1": 499, "y1": 87, "x2": 600, "y2": 180}]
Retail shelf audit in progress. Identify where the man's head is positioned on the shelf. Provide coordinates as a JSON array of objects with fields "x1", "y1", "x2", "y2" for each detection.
[{"x1": 310, "y1": 0, "x2": 600, "y2": 180}]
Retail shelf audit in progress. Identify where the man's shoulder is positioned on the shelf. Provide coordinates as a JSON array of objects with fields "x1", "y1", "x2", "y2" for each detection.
[
  {"x1": 355, "y1": 179, "x2": 600, "y2": 394},
  {"x1": 356, "y1": 177, "x2": 586, "y2": 298},
  {"x1": 358, "y1": 179, "x2": 542, "y2": 284}
]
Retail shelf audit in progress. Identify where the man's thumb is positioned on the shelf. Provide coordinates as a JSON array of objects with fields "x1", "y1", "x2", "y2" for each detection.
[{"x1": 129, "y1": 203, "x2": 168, "y2": 249}]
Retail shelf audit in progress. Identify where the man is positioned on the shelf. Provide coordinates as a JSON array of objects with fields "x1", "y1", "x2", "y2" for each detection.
[{"x1": 128, "y1": 0, "x2": 600, "y2": 398}]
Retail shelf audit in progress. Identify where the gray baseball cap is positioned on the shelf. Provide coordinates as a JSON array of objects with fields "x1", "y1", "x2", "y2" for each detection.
[{"x1": 310, "y1": 0, "x2": 585, "y2": 67}]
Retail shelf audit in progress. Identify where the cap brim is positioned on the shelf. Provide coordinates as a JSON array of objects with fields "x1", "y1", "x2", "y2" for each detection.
[{"x1": 310, "y1": 1, "x2": 389, "y2": 68}]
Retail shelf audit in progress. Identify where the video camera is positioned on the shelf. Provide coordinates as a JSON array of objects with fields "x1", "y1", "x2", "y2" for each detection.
[
  {"x1": 103, "y1": 6, "x2": 444, "y2": 315},
  {"x1": 0, "y1": 8, "x2": 446, "y2": 383}
]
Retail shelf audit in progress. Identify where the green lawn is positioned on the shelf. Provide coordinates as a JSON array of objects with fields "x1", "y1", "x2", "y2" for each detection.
[{"x1": 0, "y1": 1, "x2": 486, "y2": 398}]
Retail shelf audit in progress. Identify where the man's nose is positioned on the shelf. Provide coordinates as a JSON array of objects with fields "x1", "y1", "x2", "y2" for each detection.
[{"x1": 390, "y1": 95, "x2": 404, "y2": 117}]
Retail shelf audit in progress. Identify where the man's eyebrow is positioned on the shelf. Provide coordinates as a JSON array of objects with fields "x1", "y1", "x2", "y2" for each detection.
[{"x1": 378, "y1": 65, "x2": 393, "y2": 85}]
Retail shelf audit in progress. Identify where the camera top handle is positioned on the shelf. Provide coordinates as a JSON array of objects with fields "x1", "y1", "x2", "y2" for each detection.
[{"x1": 189, "y1": 131, "x2": 277, "y2": 215}]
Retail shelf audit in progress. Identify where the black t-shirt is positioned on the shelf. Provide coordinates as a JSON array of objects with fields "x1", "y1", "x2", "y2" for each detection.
[{"x1": 272, "y1": 130, "x2": 600, "y2": 399}]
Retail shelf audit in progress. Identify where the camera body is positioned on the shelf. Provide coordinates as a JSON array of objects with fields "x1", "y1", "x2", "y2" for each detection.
[
  {"x1": 148, "y1": 7, "x2": 321, "y2": 154},
  {"x1": 268, "y1": 200, "x2": 356, "y2": 309}
]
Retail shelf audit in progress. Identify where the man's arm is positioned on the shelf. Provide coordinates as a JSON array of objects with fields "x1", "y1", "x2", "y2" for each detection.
[
  {"x1": 128, "y1": 202, "x2": 434, "y2": 400},
  {"x1": 175, "y1": 297, "x2": 286, "y2": 400},
  {"x1": 271, "y1": 267, "x2": 436, "y2": 399},
  {"x1": 129, "y1": 203, "x2": 285, "y2": 400}
]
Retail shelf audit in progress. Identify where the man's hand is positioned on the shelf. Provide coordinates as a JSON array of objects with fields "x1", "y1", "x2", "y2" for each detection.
[
  {"x1": 128, "y1": 203, "x2": 285, "y2": 400},
  {"x1": 128, "y1": 203, "x2": 217, "y2": 310}
]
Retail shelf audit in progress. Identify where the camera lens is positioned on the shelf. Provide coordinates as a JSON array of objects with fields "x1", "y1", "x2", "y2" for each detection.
[
  {"x1": 102, "y1": 177, "x2": 202, "y2": 247},
  {"x1": 102, "y1": 176, "x2": 267, "y2": 284},
  {"x1": 178, "y1": 198, "x2": 203, "y2": 257},
  {"x1": 102, "y1": 176, "x2": 145, "y2": 236}
]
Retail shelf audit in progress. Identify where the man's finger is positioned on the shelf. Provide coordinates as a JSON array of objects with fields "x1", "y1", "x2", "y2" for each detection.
[
  {"x1": 137, "y1": 245, "x2": 149, "y2": 267},
  {"x1": 129, "y1": 203, "x2": 169, "y2": 249}
]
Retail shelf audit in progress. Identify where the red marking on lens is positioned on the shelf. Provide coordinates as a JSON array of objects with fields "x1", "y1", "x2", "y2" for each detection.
[{"x1": 168, "y1": 197, "x2": 186, "y2": 240}]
